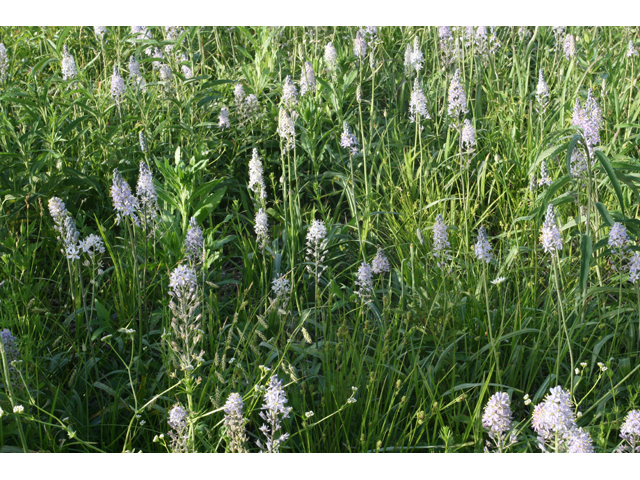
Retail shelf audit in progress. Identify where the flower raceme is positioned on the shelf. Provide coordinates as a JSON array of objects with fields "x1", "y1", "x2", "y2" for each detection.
[{"x1": 540, "y1": 204, "x2": 563, "y2": 256}]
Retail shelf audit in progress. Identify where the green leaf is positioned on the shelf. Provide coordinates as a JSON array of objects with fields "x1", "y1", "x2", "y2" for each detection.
[
  {"x1": 579, "y1": 234, "x2": 592, "y2": 293},
  {"x1": 595, "y1": 150, "x2": 625, "y2": 214},
  {"x1": 595, "y1": 202, "x2": 614, "y2": 227}
]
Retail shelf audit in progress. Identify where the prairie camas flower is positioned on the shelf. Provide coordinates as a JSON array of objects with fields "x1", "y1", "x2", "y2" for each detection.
[
  {"x1": 159, "y1": 64, "x2": 173, "y2": 88},
  {"x1": 409, "y1": 78, "x2": 430, "y2": 123},
  {"x1": 78, "y1": 234, "x2": 105, "y2": 256},
  {"x1": 482, "y1": 392, "x2": 517, "y2": 452},
  {"x1": 151, "y1": 47, "x2": 163, "y2": 70},
  {"x1": 540, "y1": 204, "x2": 563, "y2": 256},
  {"x1": 355, "y1": 263, "x2": 374, "y2": 301},
  {"x1": 300, "y1": 61, "x2": 316, "y2": 96},
  {"x1": 306, "y1": 219, "x2": 328, "y2": 279},
  {"x1": 110, "y1": 66, "x2": 125, "y2": 104},
  {"x1": 461, "y1": 119, "x2": 476, "y2": 154},
  {"x1": 619, "y1": 410, "x2": 640, "y2": 453},
  {"x1": 218, "y1": 107, "x2": 230, "y2": 129},
  {"x1": 167, "y1": 404, "x2": 190, "y2": 453},
  {"x1": 629, "y1": 253, "x2": 640, "y2": 283},
  {"x1": 563, "y1": 34, "x2": 576, "y2": 60},
  {"x1": 257, "y1": 375, "x2": 293, "y2": 453},
  {"x1": 371, "y1": 248, "x2": 390, "y2": 274},
  {"x1": 184, "y1": 217, "x2": 204, "y2": 264},
  {"x1": 180, "y1": 53, "x2": 193, "y2": 79},
  {"x1": 255, "y1": 208, "x2": 269, "y2": 250},
  {"x1": 532, "y1": 386, "x2": 594, "y2": 453},
  {"x1": 128, "y1": 56, "x2": 140, "y2": 78},
  {"x1": 271, "y1": 274, "x2": 290, "y2": 299},
  {"x1": 448, "y1": 69, "x2": 468, "y2": 125},
  {"x1": 223, "y1": 393, "x2": 248, "y2": 453},
  {"x1": 340, "y1": 122, "x2": 359, "y2": 155},
  {"x1": 432, "y1": 214, "x2": 450, "y2": 260},
  {"x1": 573, "y1": 90, "x2": 603, "y2": 155},
  {"x1": 111, "y1": 169, "x2": 140, "y2": 227},
  {"x1": 354, "y1": 29, "x2": 367, "y2": 59},
  {"x1": 536, "y1": 69, "x2": 549, "y2": 112},
  {"x1": 167, "y1": 264, "x2": 204, "y2": 373},
  {"x1": 282, "y1": 75, "x2": 298, "y2": 107},
  {"x1": 627, "y1": 41, "x2": 638, "y2": 58},
  {"x1": 1, "y1": 328, "x2": 21, "y2": 389},
  {"x1": 324, "y1": 42, "x2": 337, "y2": 72},
  {"x1": 234, "y1": 83, "x2": 245, "y2": 109},
  {"x1": 277, "y1": 107, "x2": 296, "y2": 153},
  {"x1": 538, "y1": 160, "x2": 552, "y2": 187},
  {"x1": 48, "y1": 197, "x2": 80, "y2": 260},
  {"x1": 474, "y1": 226, "x2": 493, "y2": 263},
  {"x1": 61, "y1": 45, "x2": 77, "y2": 81},
  {"x1": 139, "y1": 131, "x2": 147, "y2": 152},
  {"x1": 0, "y1": 43, "x2": 8, "y2": 83},
  {"x1": 609, "y1": 222, "x2": 629, "y2": 255},
  {"x1": 407, "y1": 37, "x2": 424, "y2": 73},
  {"x1": 248, "y1": 148, "x2": 267, "y2": 200},
  {"x1": 94, "y1": 26, "x2": 106, "y2": 40}
]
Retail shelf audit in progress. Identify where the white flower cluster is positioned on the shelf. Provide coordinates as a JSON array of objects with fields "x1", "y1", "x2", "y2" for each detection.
[
  {"x1": 372, "y1": 248, "x2": 390, "y2": 274},
  {"x1": 184, "y1": 217, "x2": 204, "y2": 264},
  {"x1": 324, "y1": 42, "x2": 337, "y2": 72},
  {"x1": 257, "y1": 375, "x2": 292, "y2": 453},
  {"x1": 540, "y1": 204, "x2": 563, "y2": 256},
  {"x1": 355, "y1": 262, "x2": 374, "y2": 302},
  {"x1": 474, "y1": 226, "x2": 493, "y2": 263},
  {"x1": 254, "y1": 208, "x2": 269, "y2": 250},
  {"x1": 248, "y1": 148, "x2": 267, "y2": 200},
  {"x1": 111, "y1": 168, "x2": 140, "y2": 227},
  {"x1": 111, "y1": 66, "x2": 125, "y2": 105},
  {"x1": 482, "y1": 392, "x2": 517, "y2": 452}
]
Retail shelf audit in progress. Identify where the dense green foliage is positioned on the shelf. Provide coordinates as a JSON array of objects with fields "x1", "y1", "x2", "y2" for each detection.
[{"x1": 1, "y1": 26, "x2": 640, "y2": 453}]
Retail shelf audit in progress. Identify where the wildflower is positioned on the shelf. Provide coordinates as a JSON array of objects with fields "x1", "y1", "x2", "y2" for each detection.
[
  {"x1": 324, "y1": 42, "x2": 337, "y2": 71},
  {"x1": 538, "y1": 161, "x2": 552, "y2": 187},
  {"x1": 218, "y1": 107, "x2": 230, "y2": 129},
  {"x1": 569, "y1": 148, "x2": 589, "y2": 178},
  {"x1": 248, "y1": 148, "x2": 267, "y2": 200},
  {"x1": 523, "y1": 393, "x2": 531, "y2": 405},
  {"x1": 159, "y1": 64, "x2": 173, "y2": 87},
  {"x1": 139, "y1": 131, "x2": 147, "y2": 152},
  {"x1": 128, "y1": 56, "x2": 141, "y2": 78},
  {"x1": 489, "y1": 27, "x2": 501, "y2": 54},
  {"x1": 340, "y1": 122, "x2": 359, "y2": 155},
  {"x1": 491, "y1": 276, "x2": 506, "y2": 285},
  {"x1": 619, "y1": 410, "x2": 640, "y2": 453},
  {"x1": 531, "y1": 386, "x2": 594, "y2": 453},
  {"x1": 304, "y1": 220, "x2": 329, "y2": 281},
  {"x1": 223, "y1": 393, "x2": 248, "y2": 453},
  {"x1": 78, "y1": 234, "x2": 105, "y2": 256},
  {"x1": 372, "y1": 248, "x2": 390, "y2": 274},
  {"x1": 608, "y1": 222, "x2": 629, "y2": 254},
  {"x1": 111, "y1": 169, "x2": 140, "y2": 227},
  {"x1": 629, "y1": 252, "x2": 640, "y2": 283},
  {"x1": 417, "y1": 227, "x2": 424, "y2": 245},
  {"x1": 518, "y1": 27, "x2": 531, "y2": 41},
  {"x1": 563, "y1": 34, "x2": 576, "y2": 59},
  {"x1": 438, "y1": 26, "x2": 456, "y2": 66},
  {"x1": 597, "y1": 362, "x2": 608, "y2": 372},
  {"x1": 475, "y1": 26, "x2": 488, "y2": 54},
  {"x1": 61, "y1": 45, "x2": 77, "y2": 81},
  {"x1": 271, "y1": 274, "x2": 290, "y2": 299},
  {"x1": 255, "y1": 208, "x2": 269, "y2": 249},
  {"x1": 184, "y1": 217, "x2": 204, "y2": 264},
  {"x1": 540, "y1": 204, "x2": 563, "y2": 256},
  {"x1": 407, "y1": 37, "x2": 423, "y2": 73},
  {"x1": 305, "y1": 411, "x2": 314, "y2": 418},
  {"x1": 355, "y1": 262, "x2": 374, "y2": 301},
  {"x1": 110, "y1": 66, "x2": 125, "y2": 104},
  {"x1": 181, "y1": 53, "x2": 193, "y2": 79},
  {"x1": 432, "y1": 214, "x2": 450, "y2": 259},
  {"x1": 0, "y1": 329, "x2": 21, "y2": 388},
  {"x1": 482, "y1": 392, "x2": 517, "y2": 452},
  {"x1": 282, "y1": 75, "x2": 298, "y2": 107},
  {"x1": 257, "y1": 375, "x2": 293, "y2": 453},
  {"x1": 0, "y1": 43, "x2": 7, "y2": 83},
  {"x1": 572, "y1": 89, "x2": 603, "y2": 155},
  {"x1": 627, "y1": 40, "x2": 637, "y2": 58},
  {"x1": 245, "y1": 94, "x2": 259, "y2": 118},
  {"x1": 536, "y1": 69, "x2": 549, "y2": 111},
  {"x1": 354, "y1": 29, "x2": 367, "y2": 59},
  {"x1": 277, "y1": 107, "x2": 296, "y2": 153},
  {"x1": 168, "y1": 264, "x2": 204, "y2": 373},
  {"x1": 552, "y1": 27, "x2": 566, "y2": 47},
  {"x1": 94, "y1": 26, "x2": 106, "y2": 40},
  {"x1": 151, "y1": 47, "x2": 163, "y2": 70},
  {"x1": 474, "y1": 226, "x2": 493, "y2": 263},
  {"x1": 234, "y1": 83, "x2": 245, "y2": 109},
  {"x1": 135, "y1": 75, "x2": 147, "y2": 93},
  {"x1": 448, "y1": 69, "x2": 468, "y2": 124},
  {"x1": 48, "y1": 197, "x2": 81, "y2": 261},
  {"x1": 409, "y1": 78, "x2": 430, "y2": 123},
  {"x1": 167, "y1": 404, "x2": 190, "y2": 453},
  {"x1": 461, "y1": 119, "x2": 476, "y2": 153},
  {"x1": 13, "y1": 405, "x2": 24, "y2": 414},
  {"x1": 300, "y1": 61, "x2": 316, "y2": 96}
]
